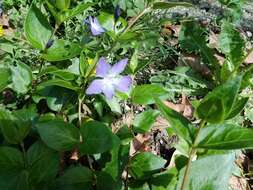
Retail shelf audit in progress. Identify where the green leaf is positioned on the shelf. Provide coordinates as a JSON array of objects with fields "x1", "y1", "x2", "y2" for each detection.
[
  {"x1": 102, "y1": 144, "x2": 130, "y2": 181},
  {"x1": 152, "y1": 2, "x2": 192, "y2": 9},
  {"x1": 0, "y1": 108, "x2": 31, "y2": 144},
  {"x1": 196, "y1": 124, "x2": 253, "y2": 149},
  {"x1": 24, "y1": 3, "x2": 53, "y2": 50},
  {"x1": 46, "y1": 1, "x2": 92, "y2": 25},
  {"x1": 177, "y1": 153, "x2": 236, "y2": 190},
  {"x1": 10, "y1": 63, "x2": 32, "y2": 94},
  {"x1": 0, "y1": 39, "x2": 16, "y2": 53},
  {"x1": 155, "y1": 98, "x2": 195, "y2": 144},
  {"x1": 7, "y1": 170, "x2": 30, "y2": 190},
  {"x1": 79, "y1": 121, "x2": 119, "y2": 154},
  {"x1": 179, "y1": 22, "x2": 220, "y2": 77},
  {"x1": 0, "y1": 147, "x2": 24, "y2": 171},
  {"x1": 39, "y1": 66, "x2": 77, "y2": 81},
  {"x1": 132, "y1": 84, "x2": 169, "y2": 105},
  {"x1": 133, "y1": 109, "x2": 160, "y2": 133},
  {"x1": 37, "y1": 79, "x2": 79, "y2": 91},
  {"x1": 42, "y1": 39, "x2": 81, "y2": 61},
  {"x1": 36, "y1": 119, "x2": 80, "y2": 151},
  {"x1": 104, "y1": 97, "x2": 122, "y2": 114},
  {"x1": 55, "y1": 0, "x2": 70, "y2": 11},
  {"x1": 36, "y1": 86, "x2": 77, "y2": 112},
  {"x1": 116, "y1": 125, "x2": 134, "y2": 144},
  {"x1": 0, "y1": 68, "x2": 11, "y2": 92},
  {"x1": 129, "y1": 49, "x2": 138, "y2": 73},
  {"x1": 27, "y1": 141, "x2": 60, "y2": 185},
  {"x1": 218, "y1": 21, "x2": 245, "y2": 70},
  {"x1": 226, "y1": 97, "x2": 248, "y2": 119},
  {"x1": 61, "y1": 2, "x2": 92, "y2": 22},
  {"x1": 98, "y1": 12, "x2": 127, "y2": 35},
  {"x1": 0, "y1": 147, "x2": 27, "y2": 190},
  {"x1": 55, "y1": 166, "x2": 93, "y2": 190},
  {"x1": 96, "y1": 171, "x2": 123, "y2": 190},
  {"x1": 128, "y1": 152, "x2": 166, "y2": 179},
  {"x1": 149, "y1": 168, "x2": 177, "y2": 190},
  {"x1": 196, "y1": 75, "x2": 242, "y2": 123}
]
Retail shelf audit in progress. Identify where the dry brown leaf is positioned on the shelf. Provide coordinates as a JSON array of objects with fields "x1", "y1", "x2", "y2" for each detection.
[
  {"x1": 161, "y1": 94, "x2": 194, "y2": 119},
  {"x1": 244, "y1": 50, "x2": 253, "y2": 65},
  {"x1": 178, "y1": 53, "x2": 212, "y2": 77},
  {"x1": 130, "y1": 134, "x2": 152, "y2": 156},
  {"x1": 0, "y1": 14, "x2": 14, "y2": 36},
  {"x1": 0, "y1": 14, "x2": 9, "y2": 26},
  {"x1": 209, "y1": 31, "x2": 219, "y2": 49},
  {"x1": 214, "y1": 53, "x2": 225, "y2": 65},
  {"x1": 229, "y1": 176, "x2": 250, "y2": 190},
  {"x1": 181, "y1": 94, "x2": 194, "y2": 119}
]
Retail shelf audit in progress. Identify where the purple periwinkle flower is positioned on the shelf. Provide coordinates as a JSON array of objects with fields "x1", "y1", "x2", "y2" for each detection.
[
  {"x1": 87, "y1": 16, "x2": 105, "y2": 36},
  {"x1": 114, "y1": 5, "x2": 121, "y2": 21},
  {"x1": 86, "y1": 57, "x2": 132, "y2": 99},
  {"x1": 46, "y1": 39, "x2": 54, "y2": 49}
]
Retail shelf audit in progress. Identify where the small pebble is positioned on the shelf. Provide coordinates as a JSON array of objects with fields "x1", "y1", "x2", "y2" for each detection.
[{"x1": 246, "y1": 31, "x2": 252, "y2": 38}]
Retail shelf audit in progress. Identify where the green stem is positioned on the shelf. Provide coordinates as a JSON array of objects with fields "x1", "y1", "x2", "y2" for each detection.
[
  {"x1": 123, "y1": 7, "x2": 151, "y2": 34},
  {"x1": 20, "y1": 142, "x2": 27, "y2": 168},
  {"x1": 78, "y1": 97, "x2": 83, "y2": 127},
  {"x1": 180, "y1": 120, "x2": 206, "y2": 190}
]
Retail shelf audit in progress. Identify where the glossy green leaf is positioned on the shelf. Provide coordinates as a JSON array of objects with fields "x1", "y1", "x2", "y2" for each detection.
[
  {"x1": 36, "y1": 85, "x2": 77, "y2": 112},
  {"x1": 219, "y1": 21, "x2": 245, "y2": 70},
  {"x1": 196, "y1": 75, "x2": 242, "y2": 123},
  {"x1": 10, "y1": 63, "x2": 32, "y2": 94},
  {"x1": 39, "y1": 66, "x2": 77, "y2": 81},
  {"x1": 98, "y1": 12, "x2": 127, "y2": 35},
  {"x1": 61, "y1": 2, "x2": 92, "y2": 22},
  {"x1": 102, "y1": 144, "x2": 130, "y2": 181},
  {"x1": 128, "y1": 152, "x2": 166, "y2": 179},
  {"x1": 132, "y1": 84, "x2": 169, "y2": 105},
  {"x1": 55, "y1": 0, "x2": 70, "y2": 11},
  {"x1": 42, "y1": 39, "x2": 81, "y2": 61},
  {"x1": 226, "y1": 97, "x2": 248, "y2": 119},
  {"x1": 0, "y1": 68, "x2": 11, "y2": 92},
  {"x1": 0, "y1": 147, "x2": 24, "y2": 171},
  {"x1": 133, "y1": 109, "x2": 160, "y2": 133},
  {"x1": 196, "y1": 124, "x2": 253, "y2": 149},
  {"x1": 36, "y1": 119, "x2": 80, "y2": 151},
  {"x1": 155, "y1": 98, "x2": 195, "y2": 144},
  {"x1": 45, "y1": 1, "x2": 92, "y2": 25},
  {"x1": 179, "y1": 21, "x2": 220, "y2": 78},
  {"x1": 96, "y1": 171, "x2": 123, "y2": 190},
  {"x1": 152, "y1": 2, "x2": 192, "y2": 9},
  {"x1": 104, "y1": 97, "x2": 122, "y2": 114},
  {"x1": 79, "y1": 121, "x2": 119, "y2": 154},
  {"x1": 177, "y1": 153, "x2": 235, "y2": 190},
  {"x1": 116, "y1": 125, "x2": 134, "y2": 144},
  {"x1": 37, "y1": 79, "x2": 79, "y2": 91},
  {"x1": 0, "y1": 39, "x2": 16, "y2": 53},
  {"x1": 0, "y1": 108, "x2": 31, "y2": 144},
  {"x1": 27, "y1": 141, "x2": 60, "y2": 185},
  {"x1": 0, "y1": 147, "x2": 26, "y2": 190},
  {"x1": 55, "y1": 166, "x2": 93, "y2": 190},
  {"x1": 149, "y1": 168, "x2": 177, "y2": 190},
  {"x1": 24, "y1": 3, "x2": 53, "y2": 50}
]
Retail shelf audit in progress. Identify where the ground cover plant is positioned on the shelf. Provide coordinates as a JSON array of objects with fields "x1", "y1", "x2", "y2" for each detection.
[{"x1": 0, "y1": 0, "x2": 253, "y2": 189}]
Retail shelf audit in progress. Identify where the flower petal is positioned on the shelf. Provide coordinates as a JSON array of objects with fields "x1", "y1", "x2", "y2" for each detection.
[
  {"x1": 115, "y1": 76, "x2": 132, "y2": 92},
  {"x1": 96, "y1": 57, "x2": 111, "y2": 77},
  {"x1": 102, "y1": 85, "x2": 115, "y2": 100},
  {"x1": 110, "y1": 58, "x2": 128, "y2": 75},
  {"x1": 89, "y1": 17, "x2": 105, "y2": 36},
  {"x1": 86, "y1": 79, "x2": 104, "y2": 95}
]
